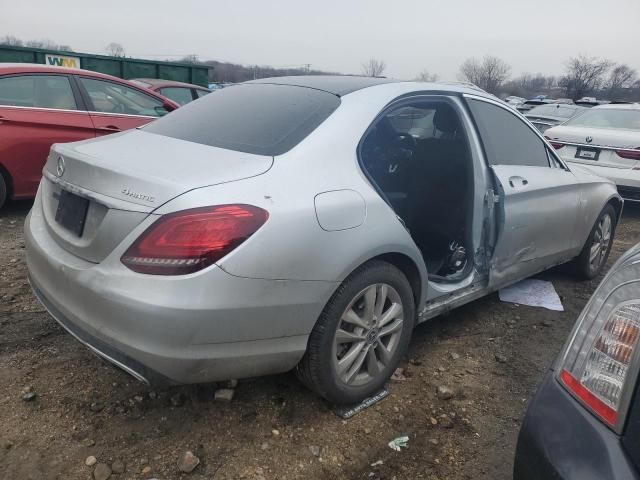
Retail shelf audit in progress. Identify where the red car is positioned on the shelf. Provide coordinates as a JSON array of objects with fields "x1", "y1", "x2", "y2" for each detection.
[
  {"x1": 0, "y1": 63, "x2": 179, "y2": 209},
  {"x1": 130, "y1": 78, "x2": 211, "y2": 105}
]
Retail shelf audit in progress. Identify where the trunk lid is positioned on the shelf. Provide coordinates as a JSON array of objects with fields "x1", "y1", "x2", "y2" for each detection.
[
  {"x1": 546, "y1": 125, "x2": 640, "y2": 169},
  {"x1": 41, "y1": 130, "x2": 273, "y2": 263}
]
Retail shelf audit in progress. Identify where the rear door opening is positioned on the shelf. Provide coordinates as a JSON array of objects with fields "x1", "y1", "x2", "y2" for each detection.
[{"x1": 359, "y1": 97, "x2": 476, "y2": 282}]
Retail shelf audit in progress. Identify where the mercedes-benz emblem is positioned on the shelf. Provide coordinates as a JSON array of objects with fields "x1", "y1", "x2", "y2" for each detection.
[
  {"x1": 585, "y1": 136, "x2": 593, "y2": 144},
  {"x1": 56, "y1": 156, "x2": 65, "y2": 177}
]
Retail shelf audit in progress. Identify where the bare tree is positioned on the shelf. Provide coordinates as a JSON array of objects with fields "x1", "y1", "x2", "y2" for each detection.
[
  {"x1": 559, "y1": 55, "x2": 612, "y2": 100},
  {"x1": 105, "y1": 42, "x2": 126, "y2": 57},
  {"x1": 458, "y1": 55, "x2": 511, "y2": 94},
  {"x1": 0, "y1": 36, "x2": 24, "y2": 46},
  {"x1": 181, "y1": 54, "x2": 200, "y2": 64},
  {"x1": 361, "y1": 58, "x2": 386, "y2": 77},
  {"x1": 605, "y1": 64, "x2": 637, "y2": 100},
  {"x1": 415, "y1": 70, "x2": 439, "y2": 82}
]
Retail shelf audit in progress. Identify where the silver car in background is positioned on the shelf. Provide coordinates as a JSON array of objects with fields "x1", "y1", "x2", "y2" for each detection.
[
  {"x1": 26, "y1": 76, "x2": 622, "y2": 404},
  {"x1": 525, "y1": 103, "x2": 586, "y2": 133},
  {"x1": 546, "y1": 104, "x2": 640, "y2": 202}
]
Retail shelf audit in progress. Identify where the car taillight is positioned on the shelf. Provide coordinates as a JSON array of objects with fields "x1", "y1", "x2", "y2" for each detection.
[
  {"x1": 615, "y1": 148, "x2": 640, "y2": 161},
  {"x1": 558, "y1": 276, "x2": 640, "y2": 431},
  {"x1": 121, "y1": 204, "x2": 268, "y2": 275},
  {"x1": 544, "y1": 136, "x2": 564, "y2": 149}
]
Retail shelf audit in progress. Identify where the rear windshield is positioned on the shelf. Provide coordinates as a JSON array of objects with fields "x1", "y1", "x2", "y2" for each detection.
[
  {"x1": 565, "y1": 108, "x2": 640, "y2": 130},
  {"x1": 527, "y1": 105, "x2": 578, "y2": 118},
  {"x1": 144, "y1": 83, "x2": 341, "y2": 156}
]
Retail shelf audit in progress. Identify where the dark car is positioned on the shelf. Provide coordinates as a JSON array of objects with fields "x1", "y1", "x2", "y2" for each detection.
[
  {"x1": 525, "y1": 104, "x2": 586, "y2": 133},
  {"x1": 130, "y1": 78, "x2": 210, "y2": 105},
  {"x1": 0, "y1": 63, "x2": 179, "y2": 209},
  {"x1": 514, "y1": 242, "x2": 640, "y2": 480}
]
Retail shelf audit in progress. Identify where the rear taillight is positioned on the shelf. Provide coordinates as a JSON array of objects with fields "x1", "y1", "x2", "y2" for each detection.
[
  {"x1": 121, "y1": 204, "x2": 268, "y2": 275},
  {"x1": 544, "y1": 136, "x2": 564, "y2": 149},
  {"x1": 615, "y1": 148, "x2": 640, "y2": 161},
  {"x1": 559, "y1": 276, "x2": 640, "y2": 430}
]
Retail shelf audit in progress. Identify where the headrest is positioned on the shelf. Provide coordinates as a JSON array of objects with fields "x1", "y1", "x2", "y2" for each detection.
[{"x1": 433, "y1": 107, "x2": 460, "y2": 134}]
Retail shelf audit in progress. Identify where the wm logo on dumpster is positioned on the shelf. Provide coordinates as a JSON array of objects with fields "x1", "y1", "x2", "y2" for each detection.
[{"x1": 45, "y1": 54, "x2": 81, "y2": 69}]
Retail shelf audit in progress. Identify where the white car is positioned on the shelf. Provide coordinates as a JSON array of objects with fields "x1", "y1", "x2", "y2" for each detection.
[{"x1": 545, "y1": 104, "x2": 640, "y2": 202}]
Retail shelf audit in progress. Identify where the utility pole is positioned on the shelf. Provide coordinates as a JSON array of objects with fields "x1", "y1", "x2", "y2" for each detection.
[{"x1": 304, "y1": 64, "x2": 311, "y2": 74}]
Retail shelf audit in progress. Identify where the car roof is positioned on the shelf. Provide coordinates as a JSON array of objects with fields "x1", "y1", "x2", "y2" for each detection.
[
  {"x1": 132, "y1": 78, "x2": 210, "y2": 90},
  {"x1": 246, "y1": 75, "x2": 492, "y2": 98},
  {"x1": 0, "y1": 62, "x2": 133, "y2": 82}
]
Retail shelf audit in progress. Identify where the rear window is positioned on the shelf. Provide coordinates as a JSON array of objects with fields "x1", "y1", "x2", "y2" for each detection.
[
  {"x1": 565, "y1": 108, "x2": 640, "y2": 130},
  {"x1": 144, "y1": 83, "x2": 341, "y2": 156}
]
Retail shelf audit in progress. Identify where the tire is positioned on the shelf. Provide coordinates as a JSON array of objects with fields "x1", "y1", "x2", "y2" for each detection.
[
  {"x1": 0, "y1": 173, "x2": 6, "y2": 211},
  {"x1": 297, "y1": 260, "x2": 415, "y2": 405},
  {"x1": 573, "y1": 204, "x2": 617, "y2": 279}
]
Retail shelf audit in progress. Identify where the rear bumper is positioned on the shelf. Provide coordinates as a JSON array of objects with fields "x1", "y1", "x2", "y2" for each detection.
[
  {"x1": 25, "y1": 194, "x2": 337, "y2": 384},
  {"x1": 514, "y1": 371, "x2": 638, "y2": 480}
]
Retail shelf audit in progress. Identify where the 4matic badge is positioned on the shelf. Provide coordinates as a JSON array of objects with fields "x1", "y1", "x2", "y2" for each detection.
[{"x1": 121, "y1": 188, "x2": 155, "y2": 203}]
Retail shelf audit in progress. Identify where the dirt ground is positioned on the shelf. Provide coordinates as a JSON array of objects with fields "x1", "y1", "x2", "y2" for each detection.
[{"x1": 1, "y1": 200, "x2": 639, "y2": 480}]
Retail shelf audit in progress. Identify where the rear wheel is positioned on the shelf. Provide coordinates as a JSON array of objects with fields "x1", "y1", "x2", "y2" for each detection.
[
  {"x1": 573, "y1": 204, "x2": 616, "y2": 279},
  {"x1": 297, "y1": 261, "x2": 415, "y2": 405},
  {"x1": 0, "y1": 173, "x2": 7, "y2": 211}
]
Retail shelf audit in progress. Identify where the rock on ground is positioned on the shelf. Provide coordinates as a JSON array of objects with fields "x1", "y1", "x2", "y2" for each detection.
[{"x1": 177, "y1": 450, "x2": 200, "y2": 473}]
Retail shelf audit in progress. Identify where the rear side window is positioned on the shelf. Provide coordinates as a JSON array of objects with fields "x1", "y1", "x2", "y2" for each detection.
[
  {"x1": 468, "y1": 99, "x2": 549, "y2": 167},
  {"x1": 0, "y1": 75, "x2": 77, "y2": 110},
  {"x1": 195, "y1": 89, "x2": 210, "y2": 98},
  {"x1": 159, "y1": 87, "x2": 194, "y2": 106},
  {"x1": 79, "y1": 77, "x2": 168, "y2": 117},
  {"x1": 144, "y1": 84, "x2": 341, "y2": 156}
]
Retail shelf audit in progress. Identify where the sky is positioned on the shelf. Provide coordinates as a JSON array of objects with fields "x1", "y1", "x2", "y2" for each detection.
[{"x1": 2, "y1": 0, "x2": 639, "y2": 80}]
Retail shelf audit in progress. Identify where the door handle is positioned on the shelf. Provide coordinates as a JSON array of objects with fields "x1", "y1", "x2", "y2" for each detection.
[
  {"x1": 101, "y1": 125, "x2": 121, "y2": 132},
  {"x1": 508, "y1": 176, "x2": 529, "y2": 188}
]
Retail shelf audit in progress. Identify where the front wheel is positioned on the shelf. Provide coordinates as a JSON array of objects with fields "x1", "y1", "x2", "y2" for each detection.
[
  {"x1": 573, "y1": 204, "x2": 617, "y2": 279},
  {"x1": 297, "y1": 261, "x2": 415, "y2": 405}
]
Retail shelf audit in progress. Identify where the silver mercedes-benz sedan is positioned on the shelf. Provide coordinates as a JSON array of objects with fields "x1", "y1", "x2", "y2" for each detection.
[{"x1": 26, "y1": 76, "x2": 622, "y2": 404}]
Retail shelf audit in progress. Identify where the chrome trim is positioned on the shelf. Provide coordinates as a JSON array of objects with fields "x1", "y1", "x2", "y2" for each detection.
[
  {"x1": 87, "y1": 111, "x2": 156, "y2": 119},
  {"x1": 43, "y1": 170, "x2": 154, "y2": 213},
  {"x1": 0, "y1": 104, "x2": 156, "y2": 119},
  {"x1": 551, "y1": 140, "x2": 640, "y2": 153},
  {"x1": 0, "y1": 104, "x2": 85, "y2": 114}
]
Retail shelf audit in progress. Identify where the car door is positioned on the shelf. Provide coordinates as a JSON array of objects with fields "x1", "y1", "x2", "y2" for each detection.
[
  {"x1": 0, "y1": 73, "x2": 94, "y2": 199},
  {"x1": 465, "y1": 95, "x2": 582, "y2": 287},
  {"x1": 75, "y1": 76, "x2": 171, "y2": 135}
]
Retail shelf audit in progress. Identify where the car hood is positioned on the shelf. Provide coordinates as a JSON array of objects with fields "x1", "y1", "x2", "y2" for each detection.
[
  {"x1": 46, "y1": 129, "x2": 274, "y2": 210},
  {"x1": 545, "y1": 125, "x2": 640, "y2": 149}
]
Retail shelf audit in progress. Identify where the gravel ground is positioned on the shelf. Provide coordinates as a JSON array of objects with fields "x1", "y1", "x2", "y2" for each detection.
[{"x1": 1, "y1": 200, "x2": 639, "y2": 480}]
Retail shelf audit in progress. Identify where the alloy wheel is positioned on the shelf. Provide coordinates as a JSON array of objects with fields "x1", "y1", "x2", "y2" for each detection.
[
  {"x1": 332, "y1": 283, "x2": 404, "y2": 386},
  {"x1": 589, "y1": 212, "x2": 612, "y2": 271}
]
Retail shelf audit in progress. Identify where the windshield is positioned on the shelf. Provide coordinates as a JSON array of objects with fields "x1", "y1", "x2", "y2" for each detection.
[
  {"x1": 144, "y1": 83, "x2": 340, "y2": 156},
  {"x1": 565, "y1": 108, "x2": 640, "y2": 130},
  {"x1": 527, "y1": 105, "x2": 578, "y2": 119}
]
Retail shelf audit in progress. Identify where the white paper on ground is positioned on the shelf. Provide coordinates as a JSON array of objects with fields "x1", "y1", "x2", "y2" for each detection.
[{"x1": 499, "y1": 279, "x2": 564, "y2": 312}]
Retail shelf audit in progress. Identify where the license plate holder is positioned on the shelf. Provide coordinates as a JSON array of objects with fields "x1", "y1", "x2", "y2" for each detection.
[
  {"x1": 55, "y1": 190, "x2": 89, "y2": 237},
  {"x1": 575, "y1": 146, "x2": 600, "y2": 161}
]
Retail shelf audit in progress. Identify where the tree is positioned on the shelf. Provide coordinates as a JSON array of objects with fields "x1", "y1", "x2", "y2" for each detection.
[
  {"x1": 0, "y1": 36, "x2": 23, "y2": 46},
  {"x1": 605, "y1": 64, "x2": 637, "y2": 100},
  {"x1": 559, "y1": 55, "x2": 612, "y2": 100},
  {"x1": 458, "y1": 55, "x2": 511, "y2": 94},
  {"x1": 181, "y1": 54, "x2": 200, "y2": 64},
  {"x1": 361, "y1": 58, "x2": 386, "y2": 77},
  {"x1": 415, "y1": 70, "x2": 439, "y2": 82},
  {"x1": 105, "y1": 42, "x2": 125, "y2": 57}
]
